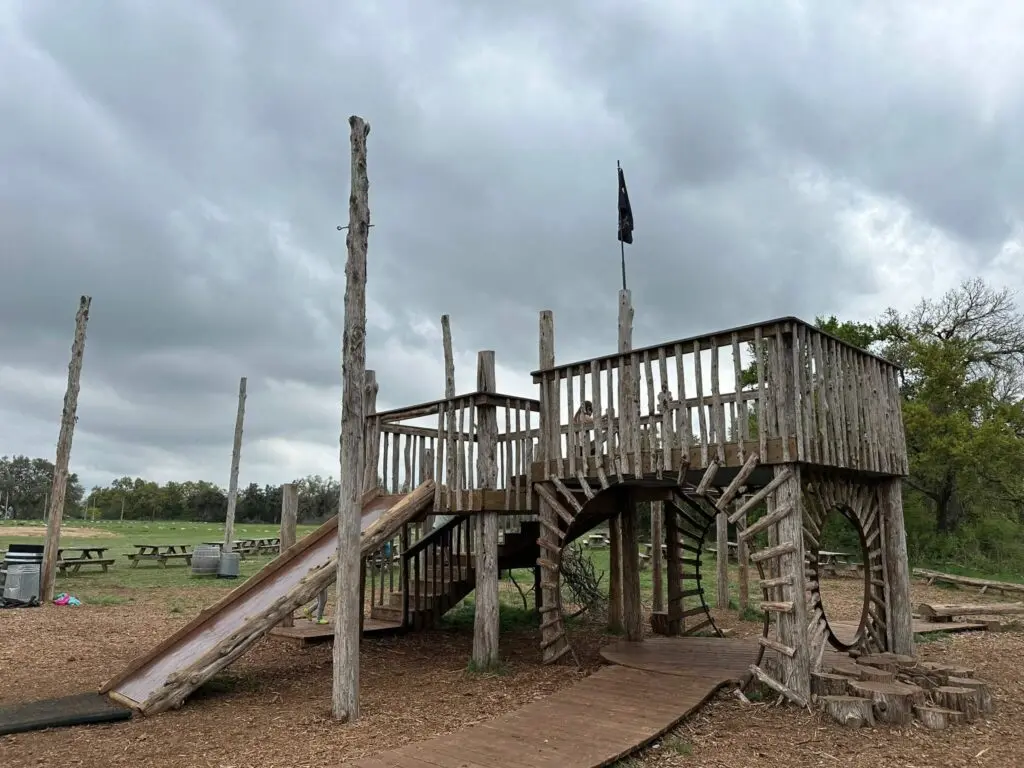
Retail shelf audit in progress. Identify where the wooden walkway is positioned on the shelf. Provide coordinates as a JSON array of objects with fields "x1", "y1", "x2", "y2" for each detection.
[{"x1": 351, "y1": 637, "x2": 759, "y2": 768}]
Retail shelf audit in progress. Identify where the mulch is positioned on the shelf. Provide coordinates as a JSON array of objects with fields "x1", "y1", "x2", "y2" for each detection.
[{"x1": 0, "y1": 578, "x2": 1021, "y2": 767}]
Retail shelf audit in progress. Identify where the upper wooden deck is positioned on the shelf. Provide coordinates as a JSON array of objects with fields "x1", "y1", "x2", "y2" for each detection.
[
  {"x1": 366, "y1": 316, "x2": 908, "y2": 514},
  {"x1": 531, "y1": 316, "x2": 907, "y2": 482}
]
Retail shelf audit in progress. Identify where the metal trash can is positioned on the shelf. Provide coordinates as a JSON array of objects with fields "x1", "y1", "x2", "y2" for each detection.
[
  {"x1": 216, "y1": 551, "x2": 241, "y2": 579},
  {"x1": 3, "y1": 544, "x2": 44, "y2": 602},
  {"x1": 191, "y1": 544, "x2": 221, "y2": 576}
]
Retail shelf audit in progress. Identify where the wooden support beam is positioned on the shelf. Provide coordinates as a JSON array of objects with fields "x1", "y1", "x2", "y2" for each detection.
[
  {"x1": 737, "y1": 505, "x2": 749, "y2": 612},
  {"x1": 716, "y1": 507, "x2": 730, "y2": 609},
  {"x1": 472, "y1": 350, "x2": 500, "y2": 669},
  {"x1": 333, "y1": 114, "x2": 370, "y2": 723},
  {"x1": 664, "y1": 505, "x2": 682, "y2": 634},
  {"x1": 222, "y1": 376, "x2": 247, "y2": 553},
  {"x1": 773, "y1": 464, "x2": 811, "y2": 701},
  {"x1": 651, "y1": 500, "x2": 664, "y2": 613},
  {"x1": 620, "y1": 492, "x2": 643, "y2": 641},
  {"x1": 279, "y1": 483, "x2": 299, "y2": 627},
  {"x1": 879, "y1": 477, "x2": 914, "y2": 656},
  {"x1": 40, "y1": 295, "x2": 91, "y2": 604}
]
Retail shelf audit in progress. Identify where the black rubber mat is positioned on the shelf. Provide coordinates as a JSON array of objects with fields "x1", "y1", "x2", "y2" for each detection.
[{"x1": 0, "y1": 693, "x2": 132, "y2": 735}]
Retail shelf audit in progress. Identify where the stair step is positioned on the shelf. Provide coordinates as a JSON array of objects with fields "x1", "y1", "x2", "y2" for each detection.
[{"x1": 370, "y1": 605, "x2": 404, "y2": 622}]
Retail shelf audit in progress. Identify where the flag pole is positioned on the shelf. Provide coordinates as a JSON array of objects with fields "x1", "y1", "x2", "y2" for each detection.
[{"x1": 618, "y1": 160, "x2": 628, "y2": 292}]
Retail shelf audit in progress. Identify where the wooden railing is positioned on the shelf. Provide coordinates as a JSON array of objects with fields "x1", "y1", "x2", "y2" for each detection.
[
  {"x1": 367, "y1": 393, "x2": 541, "y2": 513},
  {"x1": 401, "y1": 514, "x2": 474, "y2": 630},
  {"x1": 532, "y1": 317, "x2": 907, "y2": 477}
]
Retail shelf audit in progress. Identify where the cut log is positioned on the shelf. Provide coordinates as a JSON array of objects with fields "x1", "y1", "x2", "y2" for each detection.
[
  {"x1": 914, "y1": 705, "x2": 964, "y2": 730},
  {"x1": 857, "y1": 665, "x2": 895, "y2": 683},
  {"x1": 912, "y1": 569, "x2": 1024, "y2": 597},
  {"x1": 933, "y1": 686, "x2": 979, "y2": 722},
  {"x1": 818, "y1": 695, "x2": 875, "y2": 728},
  {"x1": 811, "y1": 672, "x2": 851, "y2": 697},
  {"x1": 915, "y1": 661, "x2": 974, "y2": 684},
  {"x1": 847, "y1": 680, "x2": 925, "y2": 726},
  {"x1": 857, "y1": 652, "x2": 917, "y2": 673},
  {"x1": 946, "y1": 677, "x2": 993, "y2": 714},
  {"x1": 826, "y1": 660, "x2": 866, "y2": 679},
  {"x1": 917, "y1": 601, "x2": 1024, "y2": 620}
]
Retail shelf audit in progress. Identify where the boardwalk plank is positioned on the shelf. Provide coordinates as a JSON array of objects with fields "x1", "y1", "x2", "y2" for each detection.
[{"x1": 351, "y1": 637, "x2": 758, "y2": 768}]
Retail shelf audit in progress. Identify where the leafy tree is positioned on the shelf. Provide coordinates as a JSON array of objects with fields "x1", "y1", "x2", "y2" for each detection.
[{"x1": 0, "y1": 454, "x2": 85, "y2": 519}]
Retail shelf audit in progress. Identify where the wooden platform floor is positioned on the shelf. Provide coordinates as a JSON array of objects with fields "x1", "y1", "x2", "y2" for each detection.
[
  {"x1": 350, "y1": 637, "x2": 759, "y2": 768},
  {"x1": 268, "y1": 617, "x2": 402, "y2": 647}
]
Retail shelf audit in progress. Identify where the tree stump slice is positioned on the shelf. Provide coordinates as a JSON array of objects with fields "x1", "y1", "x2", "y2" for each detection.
[
  {"x1": 847, "y1": 680, "x2": 925, "y2": 725},
  {"x1": 811, "y1": 672, "x2": 852, "y2": 697},
  {"x1": 818, "y1": 695, "x2": 875, "y2": 728},
  {"x1": 857, "y1": 653, "x2": 916, "y2": 673},
  {"x1": 827, "y1": 661, "x2": 866, "y2": 679},
  {"x1": 857, "y1": 664, "x2": 895, "y2": 683},
  {"x1": 935, "y1": 685, "x2": 981, "y2": 721},
  {"x1": 914, "y1": 705, "x2": 964, "y2": 730},
  {"x1": 946, "y1": 677, "x2": 993, "y2": 714}
]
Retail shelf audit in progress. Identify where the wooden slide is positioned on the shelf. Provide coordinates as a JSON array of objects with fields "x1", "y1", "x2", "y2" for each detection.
[{"x1": 100, "y1": 481, "x2": 436, "y2": 716}]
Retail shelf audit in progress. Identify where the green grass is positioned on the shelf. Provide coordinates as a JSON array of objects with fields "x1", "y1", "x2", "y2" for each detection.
[{"x1": 0, "y1": 518, "x2": 319, "y2": 599}]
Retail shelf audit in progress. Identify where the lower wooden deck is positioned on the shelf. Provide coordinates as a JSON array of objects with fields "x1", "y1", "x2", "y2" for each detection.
[
  {"x1": 267, "y1": 617, "x2": 402, "y2": 647},
  {"x1": 350, "y1": 637, "x2": 759, "y2": 768}
]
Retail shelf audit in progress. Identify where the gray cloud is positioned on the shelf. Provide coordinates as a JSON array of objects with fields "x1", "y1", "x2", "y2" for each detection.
[{"x1": 1, "y1": 0, "x2": 1021, "y2": 490}]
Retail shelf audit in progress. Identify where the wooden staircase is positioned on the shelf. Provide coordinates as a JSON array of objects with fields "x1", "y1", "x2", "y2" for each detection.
[{"x1": 369, "y1": 516, "x2": 541, "y2": 630}]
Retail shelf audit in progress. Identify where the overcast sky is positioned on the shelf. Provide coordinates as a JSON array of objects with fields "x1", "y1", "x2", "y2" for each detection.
[{"x1": 1, "y1": 1, "x2": 1021, "y2": 492}]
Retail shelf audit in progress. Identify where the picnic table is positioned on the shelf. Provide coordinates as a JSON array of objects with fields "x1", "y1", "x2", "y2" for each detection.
[
  {"x1": 204, "y1": 537, "x2": 281, "y2": 557},
  {"x1": 127, "y1": 544, "x2": 193, "y2": 568},
  {"x1": 818, "y1": 550, "x2": 857, "y2": 575},
  {"x1": 56, "y1": 546, "x2": 115, "y2": 573}
]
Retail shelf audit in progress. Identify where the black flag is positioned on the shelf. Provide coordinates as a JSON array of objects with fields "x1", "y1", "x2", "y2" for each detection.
[{"x1": 617, "y1": 165, "x2": 634, "y2": 245}]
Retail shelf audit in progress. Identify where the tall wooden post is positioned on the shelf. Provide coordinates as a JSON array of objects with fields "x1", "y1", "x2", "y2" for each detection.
[
  {"x1": 879, "y1": 478, "x2": 914, "y2": 655},
  {"x1": 472, "y1": 351, "x2": 500, "y2": 668},
  {"x1": 279, "y1": 483, "x2": 299, "y2": 627},
  {"x1": 40, "y1": 295, "x2": 91, "y2": 603},
  {"x1": 424, "y1": 316, "x2": 456, "y2": 535},
  {"x1": 333, "y1": 114, "x2": 371, "y2": 723},
  {"x1": 608, "y1": 290, "x2": 632, "y2": 632},
  {"x1": 536, "y1": 310, "x2": 567, "y2": 661},
  {"x1": 616, "y1": 290, "x2": 644, "y2": 639},
  {"x1": 716, "y1": 508, "x2": 730, "y2": 609},
  {"x1": 222, "y1": 376, "x2": 247, "y2": 553}
]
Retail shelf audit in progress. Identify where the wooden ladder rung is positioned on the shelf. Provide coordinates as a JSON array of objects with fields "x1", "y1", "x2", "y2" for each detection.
[
  {"x1": 749, "y1": 541, "x2": 797, "y2": 564},
  {"x1": 758, "y1": 635, "x2": 796, "y2": 658},
  {"x1": 695, "y1": 460, "x2": 720, "y2": 496},
  {"x1": 550, "y1": 476, "x2": 583, "y2": 515},
  {"x1": 761, "y1": 601, "x2": 794, "y2": 614}
]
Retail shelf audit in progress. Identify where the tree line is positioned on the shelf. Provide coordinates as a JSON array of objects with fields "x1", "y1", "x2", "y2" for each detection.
[{"x1": 0, "y1": 459, "x2": 342, "y2": 525}]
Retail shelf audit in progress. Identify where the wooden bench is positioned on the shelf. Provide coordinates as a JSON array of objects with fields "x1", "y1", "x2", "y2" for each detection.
[
  {"x1": 127, "y1": 544, "x2": 193, "y2": 568},
  {"x1": 57, "y1": 558, "x2": 115, "y2": 574},
  {"x1": 127, "y1": 552, "x2": 192, "y2": 568}
]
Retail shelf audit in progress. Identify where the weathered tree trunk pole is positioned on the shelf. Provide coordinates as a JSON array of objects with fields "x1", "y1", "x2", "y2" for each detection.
[
  {"x1": 279, "y1": 483, "x2": 299, "y2": 627},
  {"x1": 608, "y1": 290, "x2": 632, "y2": 632},
  {"x1": 617, "y1": 290, "x2": 643, "y2": 641},
  {"x1": 222, "y1": 376, "x2": 247, "y2": 553},
  {"x1": 880, "y1": 478, "x2": 915, "y2": 656},
  {"x1": 424, "y1": 315, "x2": 456, "y2": 535},
  {"x1": 40, "y1": 295, "x2": 91, "y2": 603},
  {"x1": 536, "y1": 310, "x2": 567, "y2": 661},
  {"x1": 333, "y1": 114, "x2": 371, "y2": 723},
  {"x1": 472, "y1": 350, "x2": 500, "y2": 668},
  {"x1": 651, "y1": 500, "x2": 664, "y2": 612},
  {"x1": 716, "y1": 507, "x2": 730, "y2": 609}
]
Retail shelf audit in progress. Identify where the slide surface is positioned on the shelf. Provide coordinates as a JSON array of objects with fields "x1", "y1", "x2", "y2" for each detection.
[{"x1": 100, "y1": 482, "x2": 435, "y2": 714}]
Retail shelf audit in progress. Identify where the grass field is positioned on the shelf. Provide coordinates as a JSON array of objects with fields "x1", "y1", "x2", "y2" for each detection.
[
  {"x1": 0, "y1": 518, "x2": 759, "y2": 620},
  {"x1": 0, "y1": 518, "x2": 320, "y2": 603}
]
